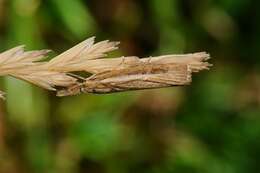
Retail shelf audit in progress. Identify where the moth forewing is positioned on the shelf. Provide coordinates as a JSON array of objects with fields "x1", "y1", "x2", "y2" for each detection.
[{"x1": 80, "y1": 63, "x2": 192, "y2": 94}]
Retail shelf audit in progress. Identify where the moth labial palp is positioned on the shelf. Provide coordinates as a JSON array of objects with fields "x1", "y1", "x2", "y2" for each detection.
[{"x1": 56, "y1": 83, "x2": 83, "y2": 97}]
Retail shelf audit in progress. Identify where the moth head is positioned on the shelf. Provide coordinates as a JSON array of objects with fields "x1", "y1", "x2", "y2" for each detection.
[{"x1": 56, "y1": 84, "x2": 82, "y2": 97}]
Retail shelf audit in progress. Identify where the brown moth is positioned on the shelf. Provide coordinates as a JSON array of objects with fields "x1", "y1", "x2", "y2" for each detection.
[{"x1": 57, "y1": 53, "x2": 211, "y2": 96}]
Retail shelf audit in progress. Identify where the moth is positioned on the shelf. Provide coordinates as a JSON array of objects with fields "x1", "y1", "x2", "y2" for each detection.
[{"x1": 57, "y1": 53, "x2": 211, "y2": 96}]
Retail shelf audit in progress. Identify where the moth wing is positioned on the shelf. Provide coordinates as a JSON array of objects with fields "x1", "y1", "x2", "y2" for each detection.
[
  {"x1": 143, "y1": 64, "x2": 192, "y2": 86},
  {"x1": 145, "y1": 73, "x2": 191, "y2": 86},
  {"x1": 102, "y1": 64, "x2": 192, "y2": 90}
]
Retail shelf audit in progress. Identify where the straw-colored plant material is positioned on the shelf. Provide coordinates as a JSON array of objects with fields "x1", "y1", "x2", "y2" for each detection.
[
  {"x1": 47, "y1": 37, "x2": 120, "y2": 72},
  {"x1": 0, "y1": 46, "x2": 77, "y2": 99},
  {"x1": 10, "y1": 65, "x2": 77, "y2": 91},
  {"x1": 0, "y1": 37, "x2": 212, "y2": 99}
]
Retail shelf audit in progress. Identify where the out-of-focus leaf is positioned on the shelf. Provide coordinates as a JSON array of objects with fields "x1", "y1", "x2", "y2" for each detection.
[
  {"x1": 51, "y1": 0, "x2": 96, "y2": 38},
  {"x1": 70, "y1": 112, "x2": 124, "y2": 160}
]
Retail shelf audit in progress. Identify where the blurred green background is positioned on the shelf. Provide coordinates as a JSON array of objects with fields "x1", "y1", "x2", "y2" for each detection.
[{"x1": 0, "y1": 0, "x2": 260, "y2": 173}]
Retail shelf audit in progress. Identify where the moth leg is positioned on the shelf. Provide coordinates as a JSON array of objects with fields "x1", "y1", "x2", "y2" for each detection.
[
  {"x1": 143, "y1": 56, "x2": 153, "y2": 66},
  {"x1": 141, "y1": 56, "x2": 153, "y2": 74},
  {"x1": 114, "y1": 56, "x2": 141, "y2": 70},
  {"x1": 146, "y1": 56, "x2": 153, "y2": 64},
  {"x1": 111, "y1": 56, "x2": 127, "y2": 71},
  {"x1": 119, "y1": 56, "x2": 126, "y2": 66}
]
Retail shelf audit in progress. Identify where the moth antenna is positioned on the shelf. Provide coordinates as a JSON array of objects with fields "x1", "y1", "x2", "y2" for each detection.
[{"x1": 67, "y1": 73, "x2": 86, "y2": 81}]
